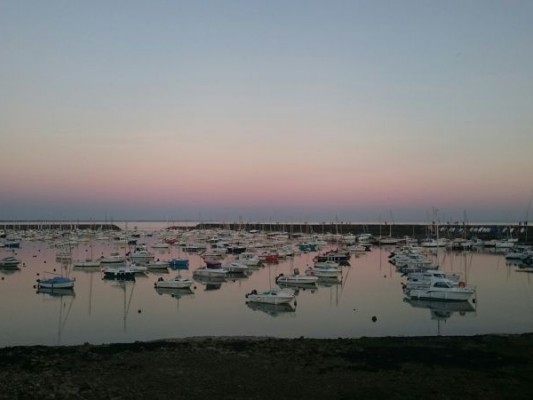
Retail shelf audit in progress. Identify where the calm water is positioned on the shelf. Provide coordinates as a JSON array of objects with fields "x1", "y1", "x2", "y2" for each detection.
[{"x1": 1, "y1": 224, "x2": 532, "y2": 347}]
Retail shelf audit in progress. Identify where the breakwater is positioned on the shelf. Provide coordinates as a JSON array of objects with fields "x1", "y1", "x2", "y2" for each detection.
[
  {"x1": 0, "y1": 223, "x2": 121, "y2": 231},
  {"x1": 195, "y1": 222, "x2": 532, "y2": 242},
  {"x1": 1, "y1": 221, "x2": 531, "y2": 243}
]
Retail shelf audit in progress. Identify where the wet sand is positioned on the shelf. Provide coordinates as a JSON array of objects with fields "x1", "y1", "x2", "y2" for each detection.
[{"x1": 1, "y1": 334, "x2": 532, "y2": 399}]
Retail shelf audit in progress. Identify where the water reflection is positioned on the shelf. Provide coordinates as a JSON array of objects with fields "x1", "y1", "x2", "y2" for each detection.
[
  {"x1": 193, "y1": 275, "x2": 226, "y2": 291},
  {"x1": 106, "y1": 280, "x2": 136, "y2": 332},
  {"x1": 404, "y1": 298, "x2": 476, "y2": 335},
  {"x1": 36, "y1": 288, "x2": 75, "y2": 345},
  {"x1": 246, "y1": 302, "x2": 296, "y2": 317},
  {"x1": 2, "y1": 228, "x2": 533, "y2": 346}
]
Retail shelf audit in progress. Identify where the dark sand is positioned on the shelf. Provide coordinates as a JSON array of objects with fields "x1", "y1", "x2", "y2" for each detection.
[{"x1": 1, "y1": 334, "x2": 532, "y2": 399}]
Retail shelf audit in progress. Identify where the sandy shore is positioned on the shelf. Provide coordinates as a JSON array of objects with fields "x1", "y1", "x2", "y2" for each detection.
[{"x1": 1, "y1": 334, "x2": 532, "y2": 399}]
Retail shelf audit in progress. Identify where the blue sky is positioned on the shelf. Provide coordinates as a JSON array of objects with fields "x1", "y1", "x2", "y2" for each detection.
[{"x1": 1, "y1": 1, "x2": 532, "y2": 222}]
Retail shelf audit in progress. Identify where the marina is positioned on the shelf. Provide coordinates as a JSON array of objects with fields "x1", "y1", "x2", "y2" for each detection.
[{"x1": 1, "y1": 221, "x2": 532, "y2": 347}]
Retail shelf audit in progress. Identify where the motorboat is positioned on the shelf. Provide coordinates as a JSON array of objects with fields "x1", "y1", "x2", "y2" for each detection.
[
  {"x1": 154, "y1": 275, "x2": 193, "y2": 289},
  {"x1": 275, "y1": 268, "x2": 318, "y2": 286},
  {"x1": 99, "y1": 253, "x2": 126, "y2": 265},
  {"x1": 245, "y1": 287, "x2": 295, "y2": 305},
  {"x1": 224, "y1": 261, "x2": 249, "y2": 274},
  {"x1": 169, "y1": 258, "x2": 189, "y2": 269},
  {"x1": 236, "y1": 252, "x2": 261, "y2": 266},
  {"x1": 403, "y1": 270, "x2": 462, "y2": 290},
  {"x1": 405, "y1": 278, "x2": 475, "y2": 301},
  {"x1": 193, "y1": 267, "x2": 228, "y2": 279},
  {"x1": 315, "y1": 250, "x2": 350, "y2": 264},
  {"x1": 102, "y1": 266, "x2": 136, "y2": 280},
  {"x1": 129, "y1": 245, "x2": 155, "y2": 264},
  {"x1": 144, "y1": 260, "x2": 170, "y2": 270},
  {"x1": 305, "y1": 267, "x2": 342, "y2": 278},
  {"x1": 72, "y1": 259, "x2": 101, "y2": 268}
]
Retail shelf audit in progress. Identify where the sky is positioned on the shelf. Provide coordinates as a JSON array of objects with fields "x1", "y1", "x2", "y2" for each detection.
[{"x1": 1, "y1": 0, "x2": 533, "y2": 223}]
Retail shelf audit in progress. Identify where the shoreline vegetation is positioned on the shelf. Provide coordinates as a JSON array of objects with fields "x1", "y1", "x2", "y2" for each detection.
[{"x1": 1, "y1": 334, "x2": 532, "y2": 399}]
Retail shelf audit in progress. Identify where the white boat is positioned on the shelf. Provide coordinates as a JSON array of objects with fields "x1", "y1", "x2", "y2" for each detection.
[
  {"x1": 275, "y1": 268, "x2": 318, "y2": 286},
  {"x1": 420, "y1": 238, "x2": 449, "y2": 248},
  {"x1": 151, "y1": 242, "x2": 170, "y2": 249},
  {"x1": 36, "y1": 275, "x2": 75, "y2": 289},
  {"x1": 224, "y1": 261, "x2": 249, "y2": 274},
  {"x1": 154, "y1": 275, "x2": 193, "y2": 289},
  {"x1": 305, "y1": 263, "x2": 342, "y2": 278},
  {"x1": 403, "y1": 270, "x2": 461, "y2": 290},
  {"x1": 245, "y1": 287, "x2": 295, "y2": 305},
  {"x1": 99, "y1": 253, "x2": 126, "y2": 265},
  {"x1": 313, "y1": 260, "x2": 341, "y2": 270},
  {"x1": 405, "y1": 278, "x2": 475, "y2": 301},
  {"x1": 236, "y1": 252, "x2": 261, "y2": 266},
  {"x1": 73, "y1": 259, "x2": 101, "y2": 268},
  {"x1": 193, "y1": 267, "x2": 228, "y2": 279},
  {"x1": 0, "y1": 256, "x2": 21, "y2": 268},
  {"x1": 129, "y1": 245, "x2": 155, "y2": 264},
  {"x1": 144, "y1": 260, "x2": 170, "y2": 270}
]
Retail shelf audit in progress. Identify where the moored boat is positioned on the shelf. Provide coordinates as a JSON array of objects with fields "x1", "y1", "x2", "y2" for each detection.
[
  {"x1": 405, "y1": 278, "x2": 475, "y2": 301},
  {"x1": 245, "y1": 287, "x2": 295, "y2": 305},
  {"x1": 102, "y1": 266, "x2": 136, "y2": 280},
  {"x1": 154, "y1": 275, "x2": 193, "y2": 289},
  {"x1": 36, "y1": 275, "x2": 75, "y2": 289}
]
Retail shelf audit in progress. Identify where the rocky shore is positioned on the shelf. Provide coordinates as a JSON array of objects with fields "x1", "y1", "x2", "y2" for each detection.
[{"x1": 1, "y1": 334, "x2": 532, "y2": 399}]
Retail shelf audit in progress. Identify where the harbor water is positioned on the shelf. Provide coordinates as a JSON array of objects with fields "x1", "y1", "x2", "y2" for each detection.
[{"x1": 1, "y1": 222, "x2": 532, "y2": 347}]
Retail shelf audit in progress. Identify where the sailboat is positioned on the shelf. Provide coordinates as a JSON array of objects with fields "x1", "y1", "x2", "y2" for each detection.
[
  {"x1": 36, "y1": 259, "x2": 75, "y2": 291},
  {"x1": 377, "y1": 212, "x2": 404, "y2": 245},
  {"x1": 73, "y1": 241, "x2": 100, "y2": 267}
]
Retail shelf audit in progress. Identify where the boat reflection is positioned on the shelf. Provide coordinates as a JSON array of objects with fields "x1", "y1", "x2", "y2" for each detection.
[
  {"x1": 106, "y1": 280, "x2": 136, "y2": 332},
  {"x1": 193, "y1": 274, "x2": 226, "y2": 291},
  {"x1": 155, "y1": 286, "x2": 194, "y2": 298},
  {"x1": 36, "y1": 286, "x2": 75, "y2": 345},
  {"x1": 404, "y1": 297, "x2": 476, "y2": 335},
  {"x1": 36, "y1": 287, "x2": 76, "y2": 297},
  {"x1": 277, "y1": 281, "x2": 318, "y2": 292},
  {"x1": 316, "y1": 276, "x2": 342, "y2": 287},
  {"x1": 246, "y1": 301, "x2": 296, "y2": 317},
  {"x1": 0, "y1": 266, "x2": 21, "y2": 275}
]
